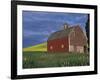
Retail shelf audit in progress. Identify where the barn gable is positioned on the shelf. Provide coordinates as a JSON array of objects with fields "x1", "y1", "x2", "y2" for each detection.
[{"x1": 68, "y1": 25, "x2": 87, "y2": 53}]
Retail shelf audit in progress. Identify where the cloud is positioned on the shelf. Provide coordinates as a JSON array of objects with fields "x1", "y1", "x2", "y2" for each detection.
[{"x1": 23, "y1": 29, "x2": 51, "y2": 37}]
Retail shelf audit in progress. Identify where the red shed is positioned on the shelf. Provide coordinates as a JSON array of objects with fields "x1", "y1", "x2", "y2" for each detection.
[{"x1": 47, "y1": 24, "x2": 87, "y2": 53}]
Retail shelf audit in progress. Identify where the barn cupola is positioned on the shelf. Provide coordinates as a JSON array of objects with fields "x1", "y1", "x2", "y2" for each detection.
[{"x1": 63, "y1": 23, "x2": 69, "y2": 30}]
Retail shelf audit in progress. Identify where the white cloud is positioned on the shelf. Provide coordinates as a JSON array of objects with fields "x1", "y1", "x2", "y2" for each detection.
[{"x1": 23, "y1": 29, "x2": 51, "y2": 37}]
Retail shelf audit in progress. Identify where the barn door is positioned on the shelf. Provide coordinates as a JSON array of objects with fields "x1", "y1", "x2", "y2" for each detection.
[{"x1": 74, "y1": 45, "x2": 77, "y2": 53}]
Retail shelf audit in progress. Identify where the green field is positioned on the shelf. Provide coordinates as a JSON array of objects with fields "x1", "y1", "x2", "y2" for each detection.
[
  {"x1": 23, "y1": 51, "x2": 89, "y2": 68},
  {"x1": 23, "y1": 42, "x2": 47, "y2": 51}
]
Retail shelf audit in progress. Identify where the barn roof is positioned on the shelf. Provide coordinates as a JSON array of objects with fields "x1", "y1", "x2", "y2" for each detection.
[{"x1": 48, "y1": 27, "x2": 74, "y2": 41}]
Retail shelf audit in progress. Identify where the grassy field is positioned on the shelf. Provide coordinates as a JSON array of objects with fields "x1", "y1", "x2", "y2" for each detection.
[
  {"x1": 23, "y1": 51, "x2": 89, "y2": 68},
  {"x1": 23, "y1": 42, "x2": 47, "y2": 51}
]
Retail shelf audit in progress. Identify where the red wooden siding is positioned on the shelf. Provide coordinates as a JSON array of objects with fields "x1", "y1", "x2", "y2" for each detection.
[
  {"x1": 47, "y1": 37, "x2": 69, "y2": 53},
  {"x1": 69, "y1": 26, "x2": 87, "y2": 46}
]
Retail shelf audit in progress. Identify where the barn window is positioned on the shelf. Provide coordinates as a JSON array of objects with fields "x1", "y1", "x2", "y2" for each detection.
[
  {"x1": 61, "y1": 44, "x2": 64, "y2": 48},
  {"x1": 50, "y1": 46, "x2": 53, "y2": 50}
]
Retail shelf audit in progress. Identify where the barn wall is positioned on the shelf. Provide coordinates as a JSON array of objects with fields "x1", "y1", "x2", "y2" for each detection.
[
  {"x1": 69, "y1": 45, "x2": 84, "y2": 53},
  {"x1": 69, "y1": 45, "x2": 74, "y2": 52},
  {"x1": 76, "y1": 46, "x2": 84, "y2": 53},
  {"x1": 47, "y1": 37, "x2": 69, "y2": 53},
  {"x1": 69, "y1": 26, "x2": 87, "y2": 46},
  {"x1": 68, "y1": 26, "x2": 86, "y2": 53}
]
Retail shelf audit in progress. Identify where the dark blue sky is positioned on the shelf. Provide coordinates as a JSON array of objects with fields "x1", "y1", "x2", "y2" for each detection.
[{"x1": 23, "y1": 11, "x2": 88, "y2": 48}]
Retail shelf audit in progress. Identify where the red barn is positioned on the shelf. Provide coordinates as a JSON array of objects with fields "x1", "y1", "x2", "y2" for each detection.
[{"x1": 47, "y1": 24, "x2": 87, "y2": 53}]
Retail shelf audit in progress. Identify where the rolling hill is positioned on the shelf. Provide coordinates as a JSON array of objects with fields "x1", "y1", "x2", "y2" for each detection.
[{"x1": 23, "y1": 42, "x2": 47, "y2": 52}]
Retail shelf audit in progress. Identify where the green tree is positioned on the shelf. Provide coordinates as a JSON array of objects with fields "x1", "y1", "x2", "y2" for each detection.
[{"x1": 85, "y1": 14, "x2": 90, "y2": 51}]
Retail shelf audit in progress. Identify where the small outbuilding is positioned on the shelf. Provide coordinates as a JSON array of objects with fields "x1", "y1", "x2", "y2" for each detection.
[{"x1": 47, "y1": 24, "x2": 87, "y2": 53}]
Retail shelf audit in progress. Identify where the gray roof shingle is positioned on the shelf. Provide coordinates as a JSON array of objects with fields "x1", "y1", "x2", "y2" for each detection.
[{"x1": 48, "y1": 27, "x2": 74, "y2": 41}]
